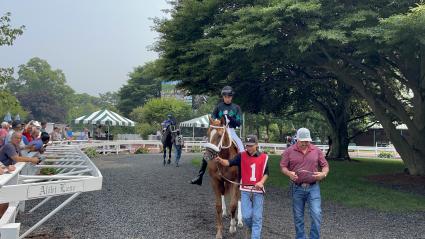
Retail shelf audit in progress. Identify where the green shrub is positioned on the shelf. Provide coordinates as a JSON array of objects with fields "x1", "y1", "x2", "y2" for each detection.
[
  {"x1": 84, "y1": 147, "x2": 98, "y2": 158},
  {"x1": 40, "y1": 167, "x2": 58, "y2": 175},
  {"x1": 135, "y1": 146, "x2": 150, "y2": 154},
  {"x1": 190, "y1": 145, "x2": 203, "y2": 153},
  {"x1": 262, "y1": 149, "x2": 276, "y2": 155},
  {"x1": 378, "y1": 151, "x2": 393, "y2": 158}
]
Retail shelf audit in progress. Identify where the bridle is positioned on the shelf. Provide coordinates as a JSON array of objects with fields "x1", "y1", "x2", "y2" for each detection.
[{"x1": 204, "y1": 119, "x2": 265, "y2": 197}]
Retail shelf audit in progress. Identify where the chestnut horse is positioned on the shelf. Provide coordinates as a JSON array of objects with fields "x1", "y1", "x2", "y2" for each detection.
[{"x1": 204, "y1": 116, "x2": 243, "y2": 239}]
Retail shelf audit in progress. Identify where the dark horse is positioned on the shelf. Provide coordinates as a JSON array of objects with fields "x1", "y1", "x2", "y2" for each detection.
[
  {"x1": 203, "y1": 116, "x2": 242, "y2": 239},
  {"x1": 161, "y1": 124, "x2": 175, "y2": 166}
]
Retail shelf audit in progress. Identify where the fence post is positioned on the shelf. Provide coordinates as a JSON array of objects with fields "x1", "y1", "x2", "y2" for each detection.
[{"x1": 0, "y1": 223, "x2": 20, "y2": 239}]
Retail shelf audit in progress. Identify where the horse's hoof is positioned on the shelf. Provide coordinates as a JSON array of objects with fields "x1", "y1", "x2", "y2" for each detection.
[
  {"x1": 167, "y1": 160, "x2": 171, "y2": 165},
  {"x1": 229, "y1": 218, "x2": 237, "y2": 233},
  {"x1": 215, "y1": 233, "x2": 223, "y2": 239},
  {"x1": 237, "y1": 221, "x2": 244, "y2": 228},
  {"x1": 222, "y1": 211, "x2": 228, "y2": 218}
]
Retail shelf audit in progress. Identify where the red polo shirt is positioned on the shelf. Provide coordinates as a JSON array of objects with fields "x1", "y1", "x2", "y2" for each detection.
[{"x1": 280, "y1": 143, "x2": 328, "y2": 184}]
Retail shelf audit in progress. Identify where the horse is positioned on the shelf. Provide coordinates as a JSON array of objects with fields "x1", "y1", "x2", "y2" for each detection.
[
  {"x1": 203, "y1": 116, "x2": 243, "y2": 239},
  {"x1": 161, "y1": 123, "x2": 175, "y2": 166}
]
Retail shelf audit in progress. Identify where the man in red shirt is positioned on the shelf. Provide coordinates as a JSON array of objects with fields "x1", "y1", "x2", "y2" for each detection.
[
  {"x1": 280, "y1": 128, "x2": 329, "y2": 239},
  {"x1": 216, "y1": 135, "x2": 268, "y2": 239}
]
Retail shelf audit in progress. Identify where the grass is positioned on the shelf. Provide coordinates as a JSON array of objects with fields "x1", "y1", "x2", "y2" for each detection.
[{"x1": 193, "y1": 156, "x2": 425, "y2": 212}]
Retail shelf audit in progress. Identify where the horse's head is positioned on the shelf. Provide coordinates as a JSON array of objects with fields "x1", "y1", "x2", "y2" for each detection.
[{"x1": 203, "y1": 116, "x2": 229, "y2": 161}]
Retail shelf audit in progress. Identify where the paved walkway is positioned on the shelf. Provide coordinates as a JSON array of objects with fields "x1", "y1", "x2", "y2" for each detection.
[{"x1": 18, "y1": 153, "x2": 425, "y2": 238}]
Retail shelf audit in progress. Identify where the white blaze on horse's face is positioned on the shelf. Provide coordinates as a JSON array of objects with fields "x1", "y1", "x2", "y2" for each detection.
[{"x1": 210, "y1": 129, "x2": 217, "y2": 143}]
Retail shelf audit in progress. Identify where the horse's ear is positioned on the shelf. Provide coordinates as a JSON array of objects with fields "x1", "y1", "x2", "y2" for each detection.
[
  {"x1": 209, "y1": 115, "x2": 214, "y2": 125},
  {"x1": 220, "y1": 116, "x2": 226, "y2": 126}
]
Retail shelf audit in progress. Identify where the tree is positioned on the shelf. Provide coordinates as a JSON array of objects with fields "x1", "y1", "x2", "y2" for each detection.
[
  {"x1": 154, "y1": 0, "x2": 373, "y2": 160},
  {"x1": 0, "y1": 12, "x2": 26, "y2": 119},
  {"x1": 117, "y1": 61, "x2": 162, "y2": 116},
  {"x1": 6, "y1": 57, "x2": 75, "y2": 122},
  {"x1": 130, "y1": 98, "x2": 192, "y2": 137}
]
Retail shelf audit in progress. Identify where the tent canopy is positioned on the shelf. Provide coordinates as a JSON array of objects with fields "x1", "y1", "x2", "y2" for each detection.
[
  {"x1": 74, "y1": 109, "x2": 135, "y2": 126},
  {"x1": 179, "y1": 114, "x2": 210, "y2": 128}
]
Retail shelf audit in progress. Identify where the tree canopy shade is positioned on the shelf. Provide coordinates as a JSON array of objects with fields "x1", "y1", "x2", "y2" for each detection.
[{"x1": 155, "y1": 0, "x2": 425, "y2": 174}]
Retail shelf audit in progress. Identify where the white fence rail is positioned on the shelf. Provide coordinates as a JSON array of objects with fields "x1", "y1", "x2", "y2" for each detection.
[
  {"x1": 0, "y1": 145, "x2": 103, "y2": 239},
  {"x1": 53, "y1": 140, "x2": 400, "y2": 158}
]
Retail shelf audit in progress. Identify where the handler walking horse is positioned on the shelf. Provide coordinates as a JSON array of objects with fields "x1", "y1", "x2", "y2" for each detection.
[
  {"x1": 161, "y1": 124, "x2": 175, "y2": 166},
  {"x1": 203, "y1": 116, "x2": 243, "y2": 239}
]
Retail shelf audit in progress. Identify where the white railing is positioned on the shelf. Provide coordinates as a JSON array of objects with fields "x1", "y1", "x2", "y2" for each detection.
[
  {"x1": 0, "y1": 145, "x2": 103, "y2": 239},
  {"x1": 52, "y1": 140, "x2": 400, "y2": 158}
]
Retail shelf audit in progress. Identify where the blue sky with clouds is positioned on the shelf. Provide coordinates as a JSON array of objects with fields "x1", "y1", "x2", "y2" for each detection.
[{"x1": 0, "y1": 0, "x2": 170, "y2": 95}]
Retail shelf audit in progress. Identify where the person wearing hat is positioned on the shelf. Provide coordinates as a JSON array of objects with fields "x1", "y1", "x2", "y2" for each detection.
[
  {"x1": 173, "y1": 128, "x2": 184, "y2": 167},
  {"x1": 162, "y1": 114, "x2": 176, "y2": 131},
  {"x1": 191, "y1": 85, "x2": 243, "y2": 185},
  {"x1": 280, "y1": 128, "x2": 329, "y2": 239},
  {"x1": 215, "y1": 134, "x2": 269, "y2": 239}
]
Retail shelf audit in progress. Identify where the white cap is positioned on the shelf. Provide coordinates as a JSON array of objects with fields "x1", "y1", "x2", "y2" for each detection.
[
  {"x1": 33, "y1": 121, "x2": 41, "y2": 128},
  {"x1": 296, "y1": 128, "x2": 312, "y2": 142}
]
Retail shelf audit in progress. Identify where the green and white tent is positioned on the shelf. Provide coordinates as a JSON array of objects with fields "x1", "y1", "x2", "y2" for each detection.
[{"x1": 74, "y1": 109, "x2": 135, "y2": 126}]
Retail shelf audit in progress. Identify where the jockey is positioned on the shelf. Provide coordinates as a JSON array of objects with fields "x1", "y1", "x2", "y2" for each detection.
[
  {"x1": 162, "y1": 114, "x2": 176, "y2": 131},
  {"x1": 191, "y1": 85, "x2": 244, "y2": 186}
]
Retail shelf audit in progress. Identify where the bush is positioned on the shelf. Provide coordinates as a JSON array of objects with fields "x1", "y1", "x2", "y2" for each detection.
[
  {"x1": 84, "y1": 147, "x2": 98, "y2": 158},
  {"x1": 262, "y1": 149, "x2": 276, "y2": 155},
  {"x1": 378, "y1": 151, "x2": 393, "y2": 158},
  {"x1": 39, "y1": 167, "x2": 58, "y2": 175},
  {"x1": 135, "y1": 146, "x2": 150, "y2": 154},
  {"x1": 190, "y1": 145, "x2": 203, "y2": 153}
]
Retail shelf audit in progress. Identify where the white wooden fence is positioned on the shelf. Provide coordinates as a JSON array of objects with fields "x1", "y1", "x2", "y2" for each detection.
[{"x1": 53, "y1": 140, "x2": 400, "y2": 158}]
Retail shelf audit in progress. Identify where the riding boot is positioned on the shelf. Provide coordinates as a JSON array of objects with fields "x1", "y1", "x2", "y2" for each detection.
[{"x1": 190, "y1": 159, "x2": 207, "y2": 185}]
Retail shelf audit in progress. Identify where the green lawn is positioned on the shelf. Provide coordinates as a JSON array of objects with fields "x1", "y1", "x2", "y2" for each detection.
[{"x1": 193, "y1": 156, "x2": 425, "y2": 212}]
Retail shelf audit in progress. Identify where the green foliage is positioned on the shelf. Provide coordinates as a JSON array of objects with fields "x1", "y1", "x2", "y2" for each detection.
[
  {"x1": 0, "y1": 12, "x2": 24, "y2": 47},
  {"x1": 0, "y1": 91, "x2": 28, "y2": 121},
  {"x1": 6, "y1": 57, "x2": 75, "y2": 122},
  {"x1": 39, "y1": 167, "x2": 58, "y2": 175},
  {"x1": 378, "y1": 151, "x2": 394, "y2": 159},
  {"x1": 117, "y1": 61, "x2": 162, "y2": 116},
  {"x1": 134, "y1": 146, "x2": 150, "y2": 154},
  {"x1": 135, "y1": 123, "x2": 157, "y2": 139},
  {"x1": 83, "y1": 147, "x2": 98, "y2": 158},
  {"x1": 130, "y1": 97, "x2": 192, "y2": 126}
]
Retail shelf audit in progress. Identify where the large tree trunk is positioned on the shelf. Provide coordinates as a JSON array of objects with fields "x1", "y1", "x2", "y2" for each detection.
[{"x1": 328, "y1": 119, "x2": 350, "y2": 160}]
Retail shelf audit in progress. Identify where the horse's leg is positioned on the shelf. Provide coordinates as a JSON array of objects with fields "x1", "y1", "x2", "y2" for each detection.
[
  {"x1": 221, "y1": 194, "x2": 227, "y2": 218},
  {"x1": 237, "y1": 188, "x2": 243, "y2": 227},
  {"x1": 167, "y1": 145, "x2": 172, "y2": 164},
  {"x1": 212, "y1": 180, "x2": 225, "y2": 239},
  {"x1": 229, "y1": 184, "x2": 239, "y2": 234},
  {"x1": 163, "y1": 147, "x2": 166, "y2": 166}
]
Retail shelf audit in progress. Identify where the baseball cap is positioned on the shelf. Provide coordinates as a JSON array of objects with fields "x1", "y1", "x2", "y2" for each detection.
[
  {"x1": 245, "y1": 134, "x2": 258, "y2": 146},
  {"x1": 296, "y1": 128, "x2": 312, "y2": 142},
  {"x1": 33, "y1": 121, "x2": 41, "y2": 128}
]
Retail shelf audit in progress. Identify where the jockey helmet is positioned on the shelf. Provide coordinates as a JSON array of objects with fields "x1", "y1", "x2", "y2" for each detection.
[{"x1": 221, "y1": 86, "x2": 234, "y2": 96}]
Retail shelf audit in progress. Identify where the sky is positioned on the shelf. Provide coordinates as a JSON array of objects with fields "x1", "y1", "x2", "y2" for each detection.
[{"x1": 0, "y1": 0, "x2": 170, "y2": 96}]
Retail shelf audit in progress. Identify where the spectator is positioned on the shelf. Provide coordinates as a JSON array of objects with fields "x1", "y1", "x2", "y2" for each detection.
[
  {"x1": 50, "y1": 126, "x2": 63, "y2": 141},
  {"x1": 27, "y1": 132, "x2": 50, "y2": 153},
  {"x1": 77, "y1": 128, "x2": 89, "y2": 140},
  {"x1": 0, "y1": 132, "x2": 41, "y2": 171},
  {"x1": 22, "y1": 123, "x2": 33, "y2": 145},
  {"x1": 40, "y1": 121, "x2": 47, "y2": 133},
  {"x1": 0, "y1": 122, "x2": 8, "y2": 139},
  {"x1": 64, "y1": 126, "x2": 73, "y2": 140},
  {"x1": 5, "y1": 121, "x2": 24, "y2": 147}
]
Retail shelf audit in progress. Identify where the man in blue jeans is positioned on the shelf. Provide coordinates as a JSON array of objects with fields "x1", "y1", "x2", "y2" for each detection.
[
  {"x1": 215, "y1": 135, "x2": 268, "y2": 239},
  {"x1": 280, "y1": 128, "x2": 329, "y2": 239}
]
